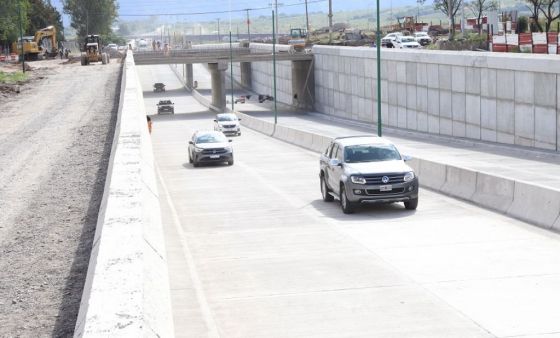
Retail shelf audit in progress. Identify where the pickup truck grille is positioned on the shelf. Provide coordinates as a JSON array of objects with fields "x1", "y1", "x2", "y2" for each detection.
[
  {"x1": 222, "y1": 124, "x2": 237, "y2": 128},
  {"x1": 366, "y1": 188, "x2": 405, "y2": 195},
  {"x1": 363, "y1": 173, "x2": 405, "y2": 185},
  {"x1": 201, "y1": 148, "x2": 227, "y2": 154}
]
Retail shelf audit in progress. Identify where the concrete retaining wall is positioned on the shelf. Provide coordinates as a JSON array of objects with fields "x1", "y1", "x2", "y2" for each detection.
[
  {"x1": 313, "y1": 46, "x2": 560, "y2": 151},
  {"x1": 74, "y1": 51, "x2": 174, "y2": 337},
  {"x1": 237, "y1": 111, "x2": 560, "y2": 232},
  {"x1": 249, "y1": 44, "x2": 293, "y2": 105}
]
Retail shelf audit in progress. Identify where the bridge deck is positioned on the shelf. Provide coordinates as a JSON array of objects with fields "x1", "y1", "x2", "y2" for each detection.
[{"x1": 133, "y1": 48, "x2": 312, "y2": 65}]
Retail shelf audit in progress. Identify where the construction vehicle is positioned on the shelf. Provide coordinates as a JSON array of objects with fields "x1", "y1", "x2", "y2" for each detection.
[
  {"x1": 81, "y1": 35, "x2": 109, "y2": 66},
  {"x1": 11, "y1": 26, "x2": 58, "y2": 60},
  {"x1": 288, "y1": 28, "x2": 308, "y2": 53},
  {"x1": 35, "y1": 26, "x2": 58, "y2": 57},
  {"x1": 11, "y1": 36, "x2": 40, "y2": 60}
]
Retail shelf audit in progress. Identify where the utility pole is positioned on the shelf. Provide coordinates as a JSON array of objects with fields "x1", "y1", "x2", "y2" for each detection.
[
  {"x1": 246, "y1": 9, "x2": 251, "y2": 41},
  {"x1": 217, "y1": 18, "x2": 221, "y2": 42},
  {"x1": 328, "y1": 0, "x2": 333, "y2": 44},
  {"x1": 18, "y1": 0, "x2": 25, "y2": 72}
]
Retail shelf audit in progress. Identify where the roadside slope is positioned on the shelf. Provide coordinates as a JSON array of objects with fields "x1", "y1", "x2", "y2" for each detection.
[{"x1": 0, "y1": 60, "x2": 121, "y2": 336}]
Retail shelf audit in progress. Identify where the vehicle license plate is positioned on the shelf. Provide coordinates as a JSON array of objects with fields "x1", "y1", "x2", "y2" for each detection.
[
  {"x1": 209, "y1": 155, "x2": 220, "y2": 159},
  {"x1": 379, "y1": 185, "x2": 392, "y2": 192}
]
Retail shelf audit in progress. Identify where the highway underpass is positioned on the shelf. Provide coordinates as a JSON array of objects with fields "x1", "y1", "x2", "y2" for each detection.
[{"x1": 137, "y1": 64, "x2": 560, "y2": 338}]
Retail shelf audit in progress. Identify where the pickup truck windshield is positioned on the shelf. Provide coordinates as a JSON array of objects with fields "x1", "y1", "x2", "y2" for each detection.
[{"x1": 344, "y1": 144, "x2": 401, "y2": 163}]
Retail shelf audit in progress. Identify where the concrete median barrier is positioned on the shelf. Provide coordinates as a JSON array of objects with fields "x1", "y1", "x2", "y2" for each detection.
[
  {"x1": 74, "y1": 51, "x2": 174, "y2": 337},
  {"x1": 416, "y1": 159, "x2": 447, "y2": 191},
  {"x1": 441, "y1": 165, "x2": 477, "y2": 201},
  {"x1": 473, "y1": 173, "x2": 515, "y2": 213},
  {"x1": 507, "y1": 182, "x2": 560, "y2": 229}
]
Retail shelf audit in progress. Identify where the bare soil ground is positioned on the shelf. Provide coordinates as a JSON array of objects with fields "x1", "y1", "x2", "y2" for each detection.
[{"x1": 0, "y1": 59, "x2": 121, "y2": 337}]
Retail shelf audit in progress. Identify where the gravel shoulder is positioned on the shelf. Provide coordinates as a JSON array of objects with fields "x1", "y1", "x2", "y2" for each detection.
[{"x1": 0, "y1": 59, "x2": 121, "y2": 337}]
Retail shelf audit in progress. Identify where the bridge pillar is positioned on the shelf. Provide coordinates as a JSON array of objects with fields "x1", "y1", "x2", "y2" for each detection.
[
  {"x1": 186, "y1": 64, "x2": 194, "y2": 89},
  {"x1": 291, "y1": 60, "x2": 315, "y2": 110},
  {"x1": 240, "y1": 62, "x2": 252, "y2": 88},
  {"x1": 208, "y1": 62, "x2": 227, "y2": 111}
]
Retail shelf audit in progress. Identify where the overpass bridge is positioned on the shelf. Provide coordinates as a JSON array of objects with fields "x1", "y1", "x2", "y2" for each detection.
[{"x1": 132, "y1": 44, "x2": 315, "y2": 111}]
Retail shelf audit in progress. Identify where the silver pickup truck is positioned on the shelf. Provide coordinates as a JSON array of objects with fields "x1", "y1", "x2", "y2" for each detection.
[{"x1": 319, "y1": 135, "x2": 419, "y2": 214}]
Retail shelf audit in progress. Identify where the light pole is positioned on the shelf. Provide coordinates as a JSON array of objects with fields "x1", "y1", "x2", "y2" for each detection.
[
  {"x1": 229, "y1": 32, "x2": 234, "y2": 111},
  {"x1": 272, "y1": 11, "x2": 278, "y2": 125},
  {"x1": 328, "y1": 0, "x2": 333, "y2": 44},
  {"x1": 275, "y1": 0, "x2": 279, "y2": 43},
  {"x1": 375, "y1": 0, "x2": 382, "y2": 136},
  {"x1": 305, "y1": 0, "x2": 310, "y2": 40},
  {"x1": 217, "y1": 19, "x2": 221, "y2": 42}
]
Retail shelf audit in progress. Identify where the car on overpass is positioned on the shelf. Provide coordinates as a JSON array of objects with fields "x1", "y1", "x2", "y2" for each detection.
[
  {"x1": 188, "y1": 131, "x2": 234, "y2": 167},
  {"x1": 381, "y1": 32, "x2": 402, "y2": 48},
  {"x1": 214, "y1": 113, "x2": 242, "y2": 136},
  {"x1": 319, "y1": 136, "x2": 418, "y2": 214},
  {"x1": 393, "y1": 35, "x2": 422, "y2": 49}
]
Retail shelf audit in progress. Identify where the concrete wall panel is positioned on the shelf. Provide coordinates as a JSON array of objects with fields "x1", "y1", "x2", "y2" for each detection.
[{"x1": 306, "y1": 46, "x2": 560, "y2": 152}]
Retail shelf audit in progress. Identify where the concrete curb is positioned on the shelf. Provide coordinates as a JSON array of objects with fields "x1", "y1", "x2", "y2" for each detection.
[
  {"x1": 235, "y1": 111, "x2": 560, "y2": 232},
  {"x1": 74, "y1": 51, "x2": 174, "y2": 337}
]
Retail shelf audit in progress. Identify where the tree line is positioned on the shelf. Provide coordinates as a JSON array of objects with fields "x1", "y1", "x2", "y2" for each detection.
[
  {"x1": 434, "y1": 0, "x2": 560, "y2": 39},
  {"x1": 0, "y1": 0, "x2": 62, "y2": 45},
  {"x1": 0, "y1": 0, "x2": 120, "y2": 49}
]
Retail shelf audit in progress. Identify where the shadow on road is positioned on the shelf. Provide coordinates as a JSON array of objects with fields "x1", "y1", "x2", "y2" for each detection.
[
  {"x1": 149, "y1": 110, "x2": 215, "y2": 122},
  {"x1": 309, "y1": 199, "x2": 416, "y2": 221}
]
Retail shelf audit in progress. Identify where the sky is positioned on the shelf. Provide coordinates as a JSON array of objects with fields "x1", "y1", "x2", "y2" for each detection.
[{"x1": 51, "y1": 0, "x2": 419, "y2": 23}]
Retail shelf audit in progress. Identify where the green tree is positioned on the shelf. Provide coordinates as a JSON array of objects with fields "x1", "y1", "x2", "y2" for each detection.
[
  {"x1": 434, "y1": 0, "x2": 463, "y2": 40},
  {"x1": 526, "y1": 0, "x2": 544, "y2": 32},
  {"x1": 62, "y1": 0, "x2": 118, "y2": 39},
  {"x1": 539, "y1": 0, "x2": 560, "y2": 32},
  {"x1": 467, "y1": 0, "x2": 498, "y2": 34},
  {"x1": 0, "y1": 0, "x2": 29, "y2": 43},
  {"x1": 517, "y1": 16, "x2": 529, "y2": 32},
  {"x1": 28, "y1": 0, "x2": 64, "y2": 41}
]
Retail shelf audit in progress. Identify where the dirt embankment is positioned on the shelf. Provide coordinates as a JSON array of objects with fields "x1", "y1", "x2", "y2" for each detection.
[{"x1": 0, "y1": 59, "x2": 121, "y2": 337}]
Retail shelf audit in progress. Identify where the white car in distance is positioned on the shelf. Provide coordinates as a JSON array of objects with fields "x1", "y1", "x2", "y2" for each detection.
[
  {"x1": 413, "y1": 32, "x2": 433, "y2": 46},
  {"x1": 394, "y1": 36, "x2": 422, "y2": 49},
  {"x1": 381, "y1": 32, "x2": 403, "y2": 47}
]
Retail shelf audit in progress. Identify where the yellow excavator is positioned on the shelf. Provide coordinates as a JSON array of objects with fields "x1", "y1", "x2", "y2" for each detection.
[{"x1": 11, "y1": 26, "x2": 58, "y2": 60}]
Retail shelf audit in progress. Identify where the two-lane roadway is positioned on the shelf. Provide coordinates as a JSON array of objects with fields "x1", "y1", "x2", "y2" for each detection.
[{"x1": 137, "y1": 64, "x2": 560, "y2": 338}]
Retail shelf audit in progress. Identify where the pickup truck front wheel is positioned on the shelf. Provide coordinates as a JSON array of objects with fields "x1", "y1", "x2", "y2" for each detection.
[
  {"x1": 340, "y1": 185, "x2": 356, "y2": 214},
  {"x1": 320, "y1": 176, "x2": 334, "y2": 202},
  {"x1": 404, "y1": 198, "x2": 418, "y2": 210}
]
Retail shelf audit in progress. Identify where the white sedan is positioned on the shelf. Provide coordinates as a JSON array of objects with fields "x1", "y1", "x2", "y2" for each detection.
[{"x1": 393, "y1": 36, "x2": 422, "y2": 49}]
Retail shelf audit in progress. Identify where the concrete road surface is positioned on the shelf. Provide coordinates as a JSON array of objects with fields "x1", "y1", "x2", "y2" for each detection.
[{"x1": 138, "y1": 64, "x2": 560, "y2": 338}]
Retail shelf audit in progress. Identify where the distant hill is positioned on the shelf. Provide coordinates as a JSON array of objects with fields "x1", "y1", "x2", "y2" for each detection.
[{"x1": 117, "y1": 0, "x2": 531, "y2": 35}]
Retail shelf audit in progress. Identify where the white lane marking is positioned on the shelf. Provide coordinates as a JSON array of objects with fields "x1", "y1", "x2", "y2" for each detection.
[{"x1": 156, "y1": 163, "x2": 221, "y2": 338}]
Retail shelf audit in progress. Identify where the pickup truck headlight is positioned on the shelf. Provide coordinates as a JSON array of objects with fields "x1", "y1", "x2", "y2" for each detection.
[
  {"x1": 194, "y1": 147, "x2": 204, "y2": 153},
  {"x1": 350, "y1": 176, "x2": 366, "y2": 185},
  {"x1": 404, "y1": 172, "x2": 415, "y2": 182}
]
